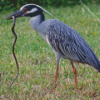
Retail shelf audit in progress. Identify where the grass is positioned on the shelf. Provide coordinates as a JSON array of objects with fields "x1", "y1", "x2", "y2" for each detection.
[{"x1": 0, "y1": 3, "x2": 100, "y2": 99}]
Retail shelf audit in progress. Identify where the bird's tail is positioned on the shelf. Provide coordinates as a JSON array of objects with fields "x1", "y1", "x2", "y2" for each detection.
[
  {"x1": 89, "y1": 50, "x2": 100, "y2": 72},
  {"x1": 92, "y1": 58, "x2": 100, "y2": 72},
  {"x1": 98, "y1": 62, "x2": 100, "y2": 72}
]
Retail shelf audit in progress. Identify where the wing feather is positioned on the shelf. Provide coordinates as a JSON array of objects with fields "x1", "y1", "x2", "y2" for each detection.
[
  {"x1": 46, "y1": 20, "x2": 94, "y2": 64},
  {"x1": 45, "y1": 20, "x2": 100, "y2": 71}
]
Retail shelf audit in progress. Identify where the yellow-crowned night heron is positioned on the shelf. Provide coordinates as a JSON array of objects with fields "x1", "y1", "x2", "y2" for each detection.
[{"x1": 6, "y1": 4, "x2": 100, "y2": 92}]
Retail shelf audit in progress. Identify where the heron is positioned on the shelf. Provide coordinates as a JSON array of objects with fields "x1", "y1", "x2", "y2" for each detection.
[{"x1": 6, "y1": 4, "x2": 100, "y2": 92}]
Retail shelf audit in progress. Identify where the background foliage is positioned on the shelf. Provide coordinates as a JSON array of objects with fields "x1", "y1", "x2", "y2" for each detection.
[{"x1": 0, "y1": 0, "x2": 100, "y2": 11}]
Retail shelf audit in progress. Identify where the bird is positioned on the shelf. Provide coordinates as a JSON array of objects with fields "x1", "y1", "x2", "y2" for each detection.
[{"x1": 6, "y1": 4, "x2": 100, "y2": 93}]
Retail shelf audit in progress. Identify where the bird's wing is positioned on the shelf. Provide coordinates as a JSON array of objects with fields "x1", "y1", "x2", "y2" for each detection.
[
  {"x1": 46, "y1": 20, "x2": 93, "y2": 64},
  {"x1": 46, "y1": 20, "x2": 100, "y2": 72}
]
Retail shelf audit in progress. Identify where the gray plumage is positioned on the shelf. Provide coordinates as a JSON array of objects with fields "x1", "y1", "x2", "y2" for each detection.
[
  {"x1": 47, "y1": 20, "x2": 100, "y2": 71},
  {"x1": 30, "y1": 14, "x2": 100, "y2": 72}
]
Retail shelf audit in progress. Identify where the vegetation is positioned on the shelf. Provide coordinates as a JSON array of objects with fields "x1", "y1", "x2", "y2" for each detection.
[
  {"x1": 0, "y1": 4, "x2": 100, "y2": 99},
  {"x1": 0, "y1": 0, "x2": 100, "y2": 11}
]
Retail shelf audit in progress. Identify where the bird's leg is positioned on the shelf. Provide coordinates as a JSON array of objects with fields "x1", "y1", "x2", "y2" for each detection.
[
  {"x1": 50, "y1": 64, "x2": 59, "y2": 93},
  {"x1": 70, "y1": 61, "x2": 78, "y2": 91}
]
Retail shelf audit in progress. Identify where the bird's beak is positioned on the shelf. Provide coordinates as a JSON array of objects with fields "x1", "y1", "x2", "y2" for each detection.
[{"x1": 6, "y1": 10, "x2": 24, "y2": 20}]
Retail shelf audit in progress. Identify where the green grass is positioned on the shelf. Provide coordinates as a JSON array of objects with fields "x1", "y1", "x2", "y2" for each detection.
[{"x1": 0, "y1": 4, "x2": 100, "y2": 99}]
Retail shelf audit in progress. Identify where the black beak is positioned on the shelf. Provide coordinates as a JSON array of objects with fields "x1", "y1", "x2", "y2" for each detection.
[{"x1": 6, "y1": 10, "x2": 24, "y2": 20}]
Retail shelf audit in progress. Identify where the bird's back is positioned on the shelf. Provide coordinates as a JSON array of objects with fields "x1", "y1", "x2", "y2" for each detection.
[{"x1": 41, "y1": 19, "x2": 100, "y2": 72}]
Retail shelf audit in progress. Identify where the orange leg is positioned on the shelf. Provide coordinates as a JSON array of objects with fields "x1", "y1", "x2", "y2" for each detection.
[
  {"x1": 50, "y1": 64, "x2": 59, "y2": 93},
  {"x1": 70, "y1": 61, "x2": 78, "y2": 91}
]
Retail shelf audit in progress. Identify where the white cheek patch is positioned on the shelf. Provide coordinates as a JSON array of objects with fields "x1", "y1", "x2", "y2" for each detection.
[
  {"x1": 20, "y1": 4, "x2": 57, "y2": 19},
  {"x1": 27, "y1": 8, "x2": 38, "y2": 13}
]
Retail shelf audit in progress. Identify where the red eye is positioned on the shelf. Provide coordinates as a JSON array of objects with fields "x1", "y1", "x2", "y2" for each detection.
[{"x1": 23, "y1": 8, "x2": 28, "y2": 13}]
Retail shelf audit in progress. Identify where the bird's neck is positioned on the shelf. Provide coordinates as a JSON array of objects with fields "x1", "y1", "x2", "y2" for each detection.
[{"x1": 30, "y1": 13, "x2": 45, "y2": 32}]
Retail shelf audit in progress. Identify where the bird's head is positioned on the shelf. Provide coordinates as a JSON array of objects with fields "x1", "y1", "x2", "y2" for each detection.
[
  {"x1": 6, "y1": 4, "x2": 44, "y2": 20},
  {"x1": 6, "y1": 4, "x2": 56, "y2": 20}
]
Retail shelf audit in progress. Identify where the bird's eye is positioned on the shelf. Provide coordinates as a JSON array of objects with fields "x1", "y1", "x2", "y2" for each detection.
[{"x1": 23, "y1": 8, "x2": 28, "y2": 13}]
